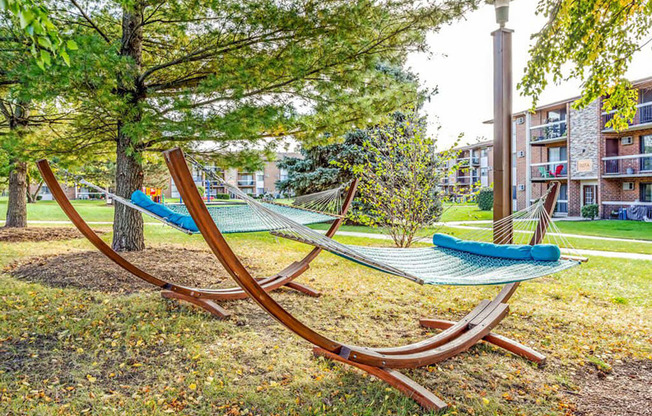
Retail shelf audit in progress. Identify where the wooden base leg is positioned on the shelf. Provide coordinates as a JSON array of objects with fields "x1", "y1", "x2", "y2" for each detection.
[
  {"x1": 161, "y1": 291, "x2": 232, "y2": 319},
  {"x1": 419, "y1": 319, "x2": 546, "y2": 365},
  {"x1": 284, "y1": 281, "x2": 321, "y2": 297},
  {"x1": 313, "y1": 347, "x2": 448, "y2": 412}
]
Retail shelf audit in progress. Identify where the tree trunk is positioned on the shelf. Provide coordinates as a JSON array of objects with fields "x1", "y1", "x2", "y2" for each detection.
[
  {"x1": 111, "y1": 3, "x2": 146, "y2": 252},
  {"x1": 112, "y1": 130, "x2": 145, "y2": 251},
  {"x1": 5, "y1": 161, "x2": 28, "y2": 228}
]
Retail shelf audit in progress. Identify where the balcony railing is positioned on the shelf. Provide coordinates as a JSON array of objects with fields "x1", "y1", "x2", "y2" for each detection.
[
  {"x1": 602, "y1": 153, "x2": 652, "y2": 176},
  {"x1": 530, "y1": 120, "x2": 567, "y2": 143},
  {"x1": 530, "y1": 160, "x2": 568, "y2": 180},
  {"x1": 455, "y1": 176, "x2": 471, "y2": 185},
  {"x1": 471, "y1": 156, "x2": 480, "y2": 165},
  {"x1": 237, "y1": 179, "x2": 255, "y2": 186},
  {"x1": 602, "y1": 101, "x2": 652, "y2": 130}
]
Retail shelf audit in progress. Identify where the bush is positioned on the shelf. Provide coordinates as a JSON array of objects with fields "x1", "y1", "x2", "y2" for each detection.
[
  {"x1": 214, "y1": 193, "x2": 230, "y2": 200},
  {"x1": 477, "y1": 188, "x2": 494, "y2": 211},
  {"x1": 196, "y1": 185, "x2": 205, "y2": 197},
  {"x1": 581, "y1": 204, "x2": 599, "y2": 220}
]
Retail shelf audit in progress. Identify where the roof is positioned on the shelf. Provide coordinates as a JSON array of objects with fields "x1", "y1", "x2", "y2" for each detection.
[{"x1": 483, "y1": 74, "x2": 652, "y2": 124}]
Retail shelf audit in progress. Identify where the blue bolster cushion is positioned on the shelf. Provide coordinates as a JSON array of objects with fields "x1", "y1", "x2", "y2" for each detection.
[
  {"x1": 131, "y1": 190, "x2": 199, "y2": 232},
  {"x1": 432, "y1": 233, "x2": 560, "y2": 261},
  {"x1": 530, "y1": 244, "x2": 561, "y2": 261}
]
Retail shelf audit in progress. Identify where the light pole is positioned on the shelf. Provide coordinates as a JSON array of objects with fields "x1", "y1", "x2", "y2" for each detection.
[{"x1": 492, "y1": 0, "x2": 513, "y2": 243}]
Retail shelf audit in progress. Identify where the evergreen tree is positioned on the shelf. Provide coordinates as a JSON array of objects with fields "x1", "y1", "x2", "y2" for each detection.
[{"x1": 22, "y1": 0, "x2": 479, "y2": 251}]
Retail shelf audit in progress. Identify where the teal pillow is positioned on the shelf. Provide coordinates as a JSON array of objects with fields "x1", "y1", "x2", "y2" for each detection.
[
  {"x1": 432, "y1": 233, "x2": 533, "y2": 260},
  {"x1": 131, "y1": 190, "x2": 198, "y2": 232},
  {"x1": 530, "y1": 244, "x2": 561, "y2": 261}
]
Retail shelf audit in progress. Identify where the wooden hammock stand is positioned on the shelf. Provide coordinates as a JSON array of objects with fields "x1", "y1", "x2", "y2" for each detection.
[
  {"x1": 36, "y1": 159, "x2": 358, "y2": 319},
  {"x1": 164, "y1": 148, "x2": 561, "y2": 411}
]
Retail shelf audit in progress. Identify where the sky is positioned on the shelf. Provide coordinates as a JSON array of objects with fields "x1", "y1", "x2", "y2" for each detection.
[{"x1": 405, "y1": 0, "x2": 652, "y2": 150}]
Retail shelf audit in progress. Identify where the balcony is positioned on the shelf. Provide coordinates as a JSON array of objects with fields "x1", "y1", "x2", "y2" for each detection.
[
  {"x1": 530, "y1": 120, "x2": 567, "y2": 145},
  {"x1": 456, "y1": 158, "x2": 470, "y2": 167},
  {"x1": 455, "y1": 176, "x2": 471, "y2": 185},
  {"x1": 237, "y1": 178, "x2": 255, "y2": 186},
  {"x1": 602, "y1": 101, "x2": 652, "y2": 132},
  {"x1": 531, "y1": 160, "x2": 568, "y2": 181},
  {"x1": 602, "y1": 153, "x2": 652, "y2": 177},
  {"x1": 471, "y1": 156, "x2": 480, "y2": 166}
]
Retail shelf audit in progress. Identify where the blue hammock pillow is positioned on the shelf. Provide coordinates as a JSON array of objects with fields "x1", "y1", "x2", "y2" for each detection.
[
  {"x1": 432, "y1": 233, "x2": 560, "y2": 262},
  {"x1": 131, "y1": 190, "x2": 199, "y2": 232},
  {"x1": 530, "y1": 244, "x2": 561, "y2": 261}
]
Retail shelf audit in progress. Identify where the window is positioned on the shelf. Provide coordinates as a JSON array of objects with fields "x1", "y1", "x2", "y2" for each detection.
[
  {"x1": 642, "y1": 183, "x2": 652, "y2": 203},
  {"x1": 481, "y1": 148, "x2": 488, "y2": 158},
  {"x1": 583, "y1": 185, "x2": 597, "y2": 206},
  {"x1": 554, "y1": 183, "x2": 568, "y2": 213},
  {"x1": 547, "y1": 108, "x2": 567, "y2": 122},
  {"x1": 641, "y1": 135, "x2": 652, "y2": 172},
  {"x1": 641, "y1": 88, "x2": 652, "y2": 104},
  {"x1": 547, "y1": 146, "x2": 568, "y2": 176}
]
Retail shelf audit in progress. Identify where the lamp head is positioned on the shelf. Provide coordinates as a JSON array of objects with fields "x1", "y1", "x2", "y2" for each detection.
[{"x1": 492, "y1": 0, "x2": 510, "y2": 27}]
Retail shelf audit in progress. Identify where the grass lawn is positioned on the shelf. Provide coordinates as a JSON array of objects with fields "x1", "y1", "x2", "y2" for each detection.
[
  {"x1": 440, "y1": 203, "x2": 493, "y2": 222},
  {"x1": 3, "y1": 197, "x2": 651, "y2": 254},
  {"x1": 553, "y1": 220, "x2": 652, "y2": 241},
  {"x1": 0, "y1": 225, "x2": 650, "y2": 415},
  {"x1": 0, "y1": 197, "x2": 116, "y2": 223}
]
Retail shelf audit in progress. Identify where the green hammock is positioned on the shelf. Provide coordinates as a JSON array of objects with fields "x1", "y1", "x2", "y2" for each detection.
[{"x1": 166, "y1": 203, "x2": 337, "y2": 234}]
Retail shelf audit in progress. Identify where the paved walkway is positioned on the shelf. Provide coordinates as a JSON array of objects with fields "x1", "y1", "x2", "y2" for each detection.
[{"x1": 439, "y1": 224, "x2": 652, "y2": 245}]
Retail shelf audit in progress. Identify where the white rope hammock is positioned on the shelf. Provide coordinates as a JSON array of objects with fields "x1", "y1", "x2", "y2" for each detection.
[{"x1": 188, "y1": 156, "x2": 582, "y2": 286}]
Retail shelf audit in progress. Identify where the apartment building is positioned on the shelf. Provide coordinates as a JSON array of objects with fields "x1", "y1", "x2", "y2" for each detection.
[
  {"x1": 441, "y1": 140, "x2": 494, "y2": 197},
  {"x1": 511, "y1": 76, "x2": 652, "y2": 218},
  {"x1": 166, "y1": 152, "x2": 298, "y2": 199}
]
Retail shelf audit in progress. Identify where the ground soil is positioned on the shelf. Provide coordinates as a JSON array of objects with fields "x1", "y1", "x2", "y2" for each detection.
[
  {"x1": 0, "y1": 226, "x2": 104, "y2": 243},
  {"x1": 7, "y1": 247, "x2": 261, "y2": 294},
  {"x1": 572, "y1": 359, "x2": 652, "y2": 416}
]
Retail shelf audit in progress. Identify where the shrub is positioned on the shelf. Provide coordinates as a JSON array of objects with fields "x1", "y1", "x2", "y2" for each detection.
[
  {"x1": 477, "y1": 188, "x2": 494, "y2": 211},
  {"x1": 196, "y1": 185, "x2": 205, "y2": 197},
  {"x1": 581, "y1": 204, "x2": 599, "y2": 220},
  {"x1": 214, "y1": 193, "x2": 230, "y2": 200}
]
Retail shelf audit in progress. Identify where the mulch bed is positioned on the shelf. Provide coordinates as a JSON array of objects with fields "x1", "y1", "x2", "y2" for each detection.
[
  {"x1": 572, "y1": 359, "x2": 652, "y2": 415},
  {"x1": 7, "y1": 247, "x2": 261, "y2": 294},
  {"x1": 0, "y1": 227, "x2": 104, "y2": 243}
]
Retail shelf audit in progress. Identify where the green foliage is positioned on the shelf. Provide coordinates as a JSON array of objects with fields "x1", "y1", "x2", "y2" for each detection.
[
  {"x1": 581, "y1": 203, "x2": 599, "y2": 220},
  {"x1": 521, "y1": 0, "x2": 652, "y2": 131},
  {"x1": 276, "y1": 128, "x2": 368, "y2": 196},
  {"x1": 196, "y1": 185, "x2": 205, "y2": 197},
  {"x1": 0, "y1": 0, "x2": 74, "y2": 69},
  {"x1": 343, "y1": 111, "x2": 446, "y2": 247},
  {"x1": 477, "y1": 187, "x2": 494, "y2": 211},
  {"x1": 38, "y1": 0, "x2": 479, "y2": 163},
  {"x1": 214, "y1": 193, "x2": 229, "y2": 200}
]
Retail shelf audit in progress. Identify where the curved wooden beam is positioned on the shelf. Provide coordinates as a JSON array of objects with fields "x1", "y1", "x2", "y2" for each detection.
[
  {"x1": 163, "y1": 148, "x2": 563, "y2": 408},
  {"x1": 35, "y1": 159, "x2": 357, "y2": 316}
]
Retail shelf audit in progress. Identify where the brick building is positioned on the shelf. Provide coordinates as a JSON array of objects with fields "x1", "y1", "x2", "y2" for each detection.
[
  {"x1": 441, "y1": 140, "x2": 494, "y2": 198},
  {"x1": 166, "y1": 152, "x2": 299, "y2": 199},
  {"x1": 509, "y1": 76, "x2": 652, "y2": 218}
]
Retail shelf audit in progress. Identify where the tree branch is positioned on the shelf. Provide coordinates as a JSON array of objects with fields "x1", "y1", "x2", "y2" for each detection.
[{"x1": 69, "y1": 0, "x2": 112, "y2": 44}]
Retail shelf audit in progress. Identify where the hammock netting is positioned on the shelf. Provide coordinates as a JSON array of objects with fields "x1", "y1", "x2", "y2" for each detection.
[
  {"x1": 56, "y1": 160, "x2": 581, "y2": 286},
  {"x1": 187, "y1": 156, "x2": 582, "y2": 286},
  {"x1": 165, "y1": 202, "x2": 337, "y2": 234},
  {"x1": 337, "y1": 245, "x2": 577, "y2": 286}
]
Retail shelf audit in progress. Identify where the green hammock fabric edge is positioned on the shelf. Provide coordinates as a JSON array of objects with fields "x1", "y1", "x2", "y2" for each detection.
[{"x1": 166, "y1": 203, "x2": 337, "y2": 234}]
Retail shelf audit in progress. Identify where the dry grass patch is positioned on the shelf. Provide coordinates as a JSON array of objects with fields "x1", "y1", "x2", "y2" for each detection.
[{"x1": 0, "y1": 228, "x2": 650, "y2": 415}]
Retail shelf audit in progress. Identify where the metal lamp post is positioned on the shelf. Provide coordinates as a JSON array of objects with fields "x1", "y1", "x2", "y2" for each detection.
[{"x1": 492, "y1": 0, "x2": 513, "y2": 243}]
